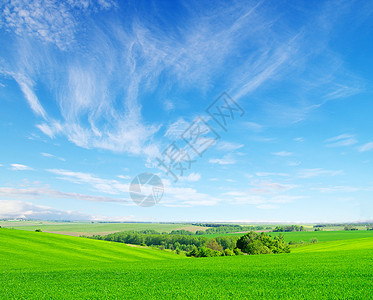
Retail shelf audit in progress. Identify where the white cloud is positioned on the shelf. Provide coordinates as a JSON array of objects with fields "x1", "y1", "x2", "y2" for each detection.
[
  {"x1": 41, "y1": 152, "x2": 65, "y2": 161},
  {"x1": 359, "y1": 142, "x2": 373, "y2": 152},
  {"x1": 272, "y1": 151, "x2": 293, "y2": 157},
  {"x1": 0, "y1": 0, "x2": 115, "y2": 50},
  {"x1": 209, "y1": 154, "x2": 236, "y2": 165},
  {"x1": 244, "y1": 122, "x2": 263, "y2": 132},
  {"x1": 0, "y1": 200, "x2": 90, "y2": 220},
  {"x1": 163, "y1": 99, "x2": 174, "y2": 111},
  {"x1": 0, "y1": 186, "x2": 130, "y2": 203},
  {"x1": 0, "y1": 199, "x2": 133, "y2": 221},
  {"x1": 1, "y1": 0, "x2": 366, "y2": 163},
  {"x1": 324, "y1": 83, "x2": 362, "y2": 100},
  {"x1": 224, "y1": 189, "x2": 304, "y2": 206},
  {"x1": 298, "y1": 168, "x2": 343, "y2": 178},
  {"x1": 36, "y1": 122, "x2": 62, "y2": 139},
  {"x1": 10, "y1": 164, "x2": 33, "y2": 171},
  {"x1": 325, "y1": 134, "x2": 357, "y2": 147},
  {"x1": 248, "y1": 180, "x2": 297, "y2": 195},
  {"x1": 117, "y1": 175, "x2": 131, "y2": 180},
  {"x1": 255, "y1": 172, "x2": 289, "y2": 177},
  {"x1": 165, "y1": 118, "x2": 189, "y2": 139},
  {"x1": 311, "y1": 185, "x2": 369, "y2": 193},
  {"x1": 15, "y1": 76, "x2": 47, "y2": 119},
  {"x1": 216, "y1": 141, "x2": 244, "y2": 152},
  {"x1": 294, "y1": 137, "x2": 304, "y2": 142},
  {"x1": 47, "y1": 169, "x2": 130, "y2": 195},
  {"x1": 179, "y1": 173, "x2": 201, "y2": 182},
  {"x1": 161, "y1": 179, "x2": 219, "y2": 207}
]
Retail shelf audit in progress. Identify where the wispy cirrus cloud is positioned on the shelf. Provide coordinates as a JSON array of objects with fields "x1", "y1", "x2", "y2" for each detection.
[
  {"x1": 179, "y1": 173, "x2": 201, "y2": 182},
  {"x1": 47, "y1": 169, "x2": 130, "y2": 195},
  {"x1": 161, "y1": 178, "x2": 220, "y2": 207},
  {"x1": 216, "y1": 141, "x2": 244, "y2": 152},
  {"x1": 209, "y1": 154, "x2": 236, "y2": 165},
  {"x1": 0, "y1": 200, "x2": 90, "y2": 220},
  {"x1": 41, "y1": 152, "x2": 65, "y2": 161},
  {"x1": 297, "y1": 168, "x2": 343, "y2": 178},
  {"x1": 358, "y1": 142, "x2": 373, "y2": 152},
  {"x1": 248, "y1": 180, "x2": 297, "y2": 195},
  {"x1": 224, "y1": 190, "x2": 304, "y2": 207},
  {"x1": 244, "y1": 122, "x2": 263, "y2": 132},
  {"x1": 164, "y1": 118, "x2": 189, "y2": 139},
  {"x1": 311, "y1": 185, "x2": 370, "y2": 193},
  {"x1": 255, "y1": 172, "x2": 289, "y2": 177},
  {"x1": 325, "y1": 134, "x2": 357, "y2": 147},
  {"x1": 272, "y1": 151, "x2": 293, "y2": 157},
  {"x1": 0, "y1": 200, "x2": 134, "y2": 221},
  {"x1": 10, "y1": 164, "x2": 33, "y2": 171},
  {"x1": 0, "y1": 186, "x2": 129, "y2": 203},
  {"x1": 0, "y1": 0, "x2": 367, "y2": 165},
  {"x1": 0, "y1": 0, "x2": 116, "y2": 50}
]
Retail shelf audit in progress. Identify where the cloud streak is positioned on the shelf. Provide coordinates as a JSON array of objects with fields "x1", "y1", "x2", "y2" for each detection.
[
  {"x1": 1, "y1": 0, "x2": 362, "y2": 162},
  {"x1": 0, "y1": 186, "x2": 129, "y2": 203},
  {"x1": 10, "y1": 164, "x2": 33, "y2": 171}
]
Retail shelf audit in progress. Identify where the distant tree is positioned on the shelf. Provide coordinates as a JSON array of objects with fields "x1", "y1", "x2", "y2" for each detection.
[
  {"x1": 236, "y1": 231, "x2": 290, "y2": 255},
  {"x1": 233, "y1": 248, "x2": 243, "y2": 255},
  {"x1": 223, "y1": 249, "x2": 233, "y2": 256},
  {"x1": 35, "y1": 229, "x2": 42, "y2": 232},
  {"x1": 310, "y1": 238, "x2": 318, "y2": 244},
  {"x1": 206, "y1": 238, "x2": 223, "y2": 252},
  {"x1": 344, "y1": 225, "x2": 358, "y2": 231},
  {"x1": 198, "y1": 247, "x2": 222, "y2": 257},
  {"x1": 273, "y1": 225, "x2": 305, "y2": 232}
]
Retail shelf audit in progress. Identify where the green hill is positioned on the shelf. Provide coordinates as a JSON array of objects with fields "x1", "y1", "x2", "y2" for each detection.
[
  {"x1": 0, "y1": 228, "x2": 183, "y2": 271},
  {"x1": 1, "y1": 228, "x2": 372, "y2": 299}
]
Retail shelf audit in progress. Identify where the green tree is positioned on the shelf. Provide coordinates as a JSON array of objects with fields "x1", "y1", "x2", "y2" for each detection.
[
  {"x1": 236, "y1": 231, "x2": 290, "y2": 255},
  {"x1": 206, "y1": 238, "x2": 223, "y2": 252}
]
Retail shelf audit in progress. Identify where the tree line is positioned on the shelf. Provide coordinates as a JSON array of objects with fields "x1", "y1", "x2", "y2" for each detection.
[
  {"x1": 272, "y1": 225, "x2": 305, "y2": 232},
  {"x1": 85, "y1": 230, "x2": 290, "y2": 257}
]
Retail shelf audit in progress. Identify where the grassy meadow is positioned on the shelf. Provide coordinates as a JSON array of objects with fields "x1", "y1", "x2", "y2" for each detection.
[
  {"x1": 1, "y1": 227, "x2": 372, "y2": 299},
  {"x1": 0, "y1": 221, "x2": 205, "y2": 236},
  {"x1": 201, "y1": 229, "x2": 373, "y2": 242}
]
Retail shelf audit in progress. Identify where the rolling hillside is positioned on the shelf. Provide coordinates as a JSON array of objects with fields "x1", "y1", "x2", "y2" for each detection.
[
  {"x1": 1, "y1": 228, "x2": 372, "y2": 299},
  {"x1": 0, "y1": 228, "x2": 183, "y2": 271}
]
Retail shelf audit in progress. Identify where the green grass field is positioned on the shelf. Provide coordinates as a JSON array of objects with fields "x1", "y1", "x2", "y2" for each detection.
[
  {"x1": 1, "y1": 228, "x2": 372, "y2": 299},
  {"x1": 0, "y1": 221, "x2": 203, "y2": 236},
  {"x1": 201, "y1": 229, "x2": 373, "y2": 242}
]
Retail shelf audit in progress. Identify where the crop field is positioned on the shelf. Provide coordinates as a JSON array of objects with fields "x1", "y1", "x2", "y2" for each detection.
[
  {"x1": 201, "y1": 229, "x2": 373, "y2": 242},
  {"x1": 0, "y1": 221, "x2": 204, "y2": 236},
  {"x1": 1, "y1": 228, "x2": 372, "y2": 299}
]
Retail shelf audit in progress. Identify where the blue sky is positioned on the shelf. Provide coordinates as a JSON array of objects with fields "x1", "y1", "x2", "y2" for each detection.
[{"x1": 0, "y1": 0, "x2": 372, "y2": 222}]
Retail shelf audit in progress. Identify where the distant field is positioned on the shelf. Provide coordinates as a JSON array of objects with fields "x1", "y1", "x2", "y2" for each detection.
[
  {"x1": 201, "y1": 229, "x2": 373, "y2": 242},
  {"x1": 0, "y1": 228, "x2": 372, "y2": 299},
  {"x1": 0, "y1": 221, "x2": 204, "y2": 236}
]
